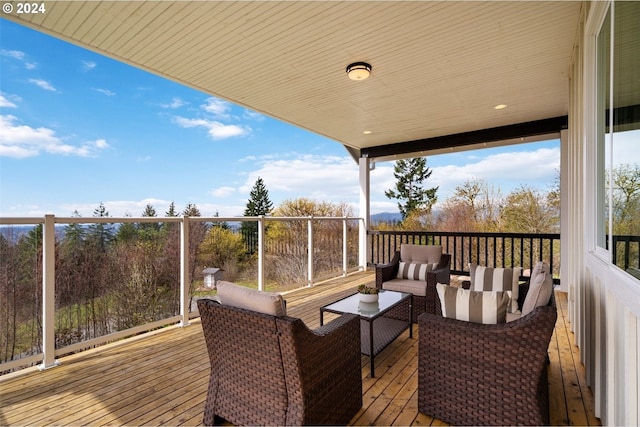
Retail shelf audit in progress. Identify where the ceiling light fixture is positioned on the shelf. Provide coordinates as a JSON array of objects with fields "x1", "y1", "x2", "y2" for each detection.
[
  {"x1": 346, "y1": 62, "x2": 372, "y2": 81},
  {"x1": 494, "y1": 104, "x2": 507, "y2": 110}
]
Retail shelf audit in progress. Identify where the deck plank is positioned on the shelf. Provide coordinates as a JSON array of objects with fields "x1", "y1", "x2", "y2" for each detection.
[{"x1": 0, "y1": 272, "x2": 600, "y2": 426}]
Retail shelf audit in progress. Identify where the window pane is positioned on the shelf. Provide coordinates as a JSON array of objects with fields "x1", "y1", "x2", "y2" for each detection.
[{"x1": 611, "y1": 1, "x2": 640, "y2": 274}]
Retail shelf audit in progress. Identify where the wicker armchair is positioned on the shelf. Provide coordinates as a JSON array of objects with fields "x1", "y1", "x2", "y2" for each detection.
[
  {"x1": 417, "y1": 282, "x2": 557, "y2": 426},
  {"x1": 197, "y1": 298, "x2": 362, "y2": 426},
  {"x1": 375, "y1": 244, "x2": 451, "y2": 322}
]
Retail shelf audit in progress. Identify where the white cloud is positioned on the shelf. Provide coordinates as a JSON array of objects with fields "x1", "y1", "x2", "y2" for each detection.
[
  {"x1": 0, "y1": 94, "x2": 18, "y2": 108},
  {"x1": 160, "y1": 97, "x2": 187, "y2": 109},
  {"x1": 1, "y1": 49, "x2": 25, "y2": 60},
  {"x1": 0, "y1": 115, "x2": 109, "y2": 158},
  {"x1": 243, "y1": 154, "x2": 360, "y2": 201},
  {"x1": 82, "y1": 60, "x2": 97, "y2": 71},
  {"x1": 28, "y1": 79, "x2": 57, "y2": 92},
  {"x1": 202, "y1": 97, "x2": 231, "y2": 118},
  {"x1": 243, "y1": 110, "x2": 265, "y2": 122},
  {"x1": 1, "y1": 49, "x2": 37, "y2": 69},
  {"x1": 93, "y1": 88, "x2": 116, "y2": 96},
  {"x1": 211, "y1": 186, "x2": 237, "y2": 198},
  {"x1": 173, "y1": 116, "x2": 249, "y2": 140}
]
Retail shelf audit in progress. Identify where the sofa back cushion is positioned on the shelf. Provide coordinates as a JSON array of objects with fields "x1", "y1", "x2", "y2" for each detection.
[
  {"x1": 436, "y1": 283, "x2": 510, "y2": 324},
  {"x1": 217, "y1": 281, "x2": 287, "y2": 316},
  {"x1": 400, "y1": 244, "x2": 442, "y2": 264},
  {"x1": 469, "y1": 264, "x2": 523, "y2": 313}
]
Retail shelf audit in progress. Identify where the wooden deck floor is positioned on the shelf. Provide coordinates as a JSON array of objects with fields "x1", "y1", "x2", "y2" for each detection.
[{"x1": 0, "y1": 271, "x2": 600, "y2": 426}]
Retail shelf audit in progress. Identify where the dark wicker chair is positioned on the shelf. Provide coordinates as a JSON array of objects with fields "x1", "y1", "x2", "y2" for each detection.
[
  {"x1": 197, "y1": 298, "x2": 362, "y2": 426},
  {"x1": 417, "y1": 281, "x2": 557, "y2": 426},
  {"x1": 375, "y1": 249, "x2": 451, "y2": 323}
]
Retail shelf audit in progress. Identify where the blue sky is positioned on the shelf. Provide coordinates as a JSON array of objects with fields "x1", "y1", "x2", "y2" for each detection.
[{"x1": 1, "y1": 18, "x2": 563, "y2": 219}]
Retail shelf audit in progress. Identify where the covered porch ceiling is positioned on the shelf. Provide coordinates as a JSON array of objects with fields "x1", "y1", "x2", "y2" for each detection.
[{"x1": 6, "y1": 1, "x2": 582, "y2": 161}]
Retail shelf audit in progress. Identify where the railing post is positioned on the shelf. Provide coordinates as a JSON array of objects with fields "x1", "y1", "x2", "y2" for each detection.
[
  {"x1": 180, "y1": 215, "x2": 190, "y2": 326},
  {"x1": 258, "y1": 216, "x2": 265, "y2": 291},
  {"x1": 40, "y1": 214, "x2": 59, "y2": 370},
  {"x1": 343, "y1": 217, "x2": 348, "y2": 276},
  {"x1": 308, "y1": 216, "x2": 314, "y2": 286}
]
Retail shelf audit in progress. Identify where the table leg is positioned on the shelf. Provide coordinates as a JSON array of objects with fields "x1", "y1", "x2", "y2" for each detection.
[
  {"x1": 320, "y1": 309, "x2": 324, "y2": 326},
  {"x1": 370, "y1": 319, "x2": 375, "y2": 377},
  {"x1": 409, "y1": 302, "x2": 413, "y2": 338}
]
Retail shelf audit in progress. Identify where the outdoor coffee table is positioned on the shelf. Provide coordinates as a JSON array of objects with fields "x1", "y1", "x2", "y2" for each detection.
[{"x1": 320, "y1": 289, "x2": 412, "y2": 377}]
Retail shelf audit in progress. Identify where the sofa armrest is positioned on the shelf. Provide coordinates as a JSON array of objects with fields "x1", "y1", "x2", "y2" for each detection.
[{"x1": 375, "y1": 251, "x2": 401, "y2": 289}]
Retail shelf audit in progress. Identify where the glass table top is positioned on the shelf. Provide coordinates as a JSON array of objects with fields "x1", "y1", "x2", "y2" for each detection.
[{"x1": 321, "y1": 289, "x2": 411, "y2": 319}]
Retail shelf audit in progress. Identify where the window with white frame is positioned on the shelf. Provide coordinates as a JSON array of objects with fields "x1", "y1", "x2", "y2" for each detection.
[{"x1": 596, "y1": 1, "x2": 640, "y2": 276}]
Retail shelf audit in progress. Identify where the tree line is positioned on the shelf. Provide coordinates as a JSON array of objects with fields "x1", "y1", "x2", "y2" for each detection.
[{"x1": 2, "y1": 158, "x2": 638, "y2": 368}]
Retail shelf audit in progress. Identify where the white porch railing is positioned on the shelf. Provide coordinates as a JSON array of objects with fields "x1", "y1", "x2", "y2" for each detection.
[{"x1": 0, "y1": 214, "x2": 366, "y2": 373}]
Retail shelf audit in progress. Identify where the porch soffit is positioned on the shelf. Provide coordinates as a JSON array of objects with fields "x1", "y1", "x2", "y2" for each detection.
[{"x1": 5, "y1": 1, "x2": 582, "y2": 159}]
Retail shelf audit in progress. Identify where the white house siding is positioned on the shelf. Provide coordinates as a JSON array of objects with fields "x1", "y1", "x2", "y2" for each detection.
[{"x1": 567, "y1": 2, "x2": 640, "y2": 425}]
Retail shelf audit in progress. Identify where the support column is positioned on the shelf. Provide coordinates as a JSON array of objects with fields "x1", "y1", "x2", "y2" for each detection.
[
  {"x1": 180, "y1": 216, "x2": 190, "y2": 326},
  {"x1": 40, "y1": 214, "x2": 59, "y2": 370},
  {"x1": 258, "y1": 216, "x2": 265, "y2": 291},
  {"x1": 308, "y1": 216, "x2": 314, "y2": 286},
  {"x1": 359, "y1": 156, "x2": 371, "y2": 270}
]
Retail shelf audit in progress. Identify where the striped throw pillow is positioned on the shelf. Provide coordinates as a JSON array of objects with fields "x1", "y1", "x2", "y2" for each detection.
[
  {"x1": 436, "y1": 283, "x2": 510, "y2": 324},
  {"x1": 396, "y1": 261, "x2": 437, "y2": 280},
  {"x1": 470, "y1": 265, "x2": 523, "y2": 313}
]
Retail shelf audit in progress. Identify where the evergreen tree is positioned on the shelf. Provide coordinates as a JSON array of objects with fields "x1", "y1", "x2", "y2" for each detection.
[
  {"x1": 165, "y1": 202, "x2": 179, "y2": 217},
  {"x1": 244, "y1": 177, "x2": 273, "y2": 217},
  {"x1": 384, "y1": 157, "x2": 438, "y2": 220},
  {"x1": 116, "y1": 213, "x2": 138, "y2": 242},
  {"x1": 87, "y1": 202, "x2": 114, "y2": 249},
  {"x1": 241, "y1": 177, "x2": 273, "y2": 253},
  {"x1": 62, "y1": 210, "x2": 86, "y2": 252},
  {"x1": 139, "y1": 203, "x2": 160, "y2": 235},
  {"x1": 183, "y1": 202, "x2": 201, "y2": 217}
]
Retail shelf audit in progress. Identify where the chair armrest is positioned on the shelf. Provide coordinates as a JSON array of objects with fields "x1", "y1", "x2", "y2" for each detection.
[
  {"x1": 278, "y1": 314, "x2": 362, "y2": 424},
  {"x1": 312, "y1": 312, "x2": 360, "y2": 336},
  {"x1": 431, "y1": 254, "x2": 451, "y2": 285},
  {"x1": 375, "y1": 251, "x2": 401, "y2": 289}
]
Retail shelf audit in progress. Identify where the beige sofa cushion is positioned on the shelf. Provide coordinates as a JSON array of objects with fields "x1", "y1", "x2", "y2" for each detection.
[
  {"x1": 436, "y1": 283, "x2": 509, "y2": 324},
  {"x1": 400, "y1": 244, "x2": 442, "y2": 265},
  {"x1": 521, "y1": 269, "x2": 553, "y2": 316},
  {"x1": 217, "y1": 281, "x2": 286, "y2": 316},
  {"x1": 382, "y1": 279, "x2": 428, "y2": 296},
  {"x1": 469, "y1": 264, "x2": 523, "y2": 314}
]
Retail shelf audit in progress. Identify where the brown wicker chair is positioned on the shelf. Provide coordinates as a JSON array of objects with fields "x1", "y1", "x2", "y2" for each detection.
[
  {"x1": 197, "y1": 298, "x2": 362, "y2": 426},
  {"x1": 375, "y1": 245, "x2": 451, "y2": 323},
  {"x1": 417, "y1": 281, "x2": 557, "y2": 426}
]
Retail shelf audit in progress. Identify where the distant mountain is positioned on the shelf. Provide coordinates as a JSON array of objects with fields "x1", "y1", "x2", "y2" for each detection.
[{"x1": 370, "y1": 212, "x2": 402, "y2": 224}]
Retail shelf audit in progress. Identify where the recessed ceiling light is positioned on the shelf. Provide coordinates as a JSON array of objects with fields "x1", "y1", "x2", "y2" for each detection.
[
  {"x1": 494, "y1": 104, "x2": 507, "y2": 110},
  {"x1": 363, "y1": 130, "x2": 372, "y2": 135}
]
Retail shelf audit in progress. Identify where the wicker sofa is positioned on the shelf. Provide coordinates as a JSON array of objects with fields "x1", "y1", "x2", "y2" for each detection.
[
  {"x1": 197, "y1": 283, "x2": 362, "y2": 426},
  {"x1": 417, "y1": 266, "x2": 557, "y2": 426},
  {"x1": 375, "y1": 244, "x2": 451, "y2": 322}
]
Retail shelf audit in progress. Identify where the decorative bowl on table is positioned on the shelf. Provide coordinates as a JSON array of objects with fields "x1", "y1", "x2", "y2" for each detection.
[
  {"x1": 357, "y1": 284, "x2": 379, "y2": 303},
  {"x1": 359, "y1": 293, "x2": 379, "y2": 303}
]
